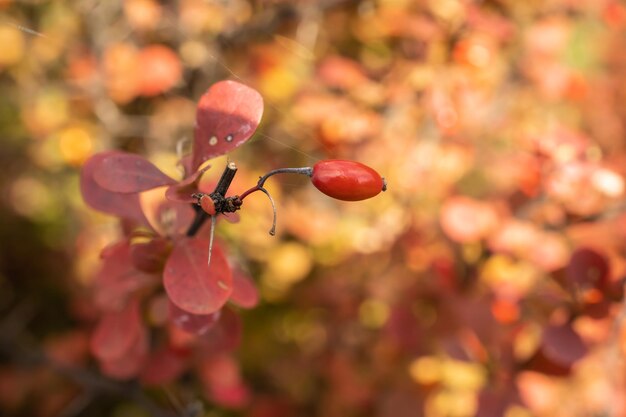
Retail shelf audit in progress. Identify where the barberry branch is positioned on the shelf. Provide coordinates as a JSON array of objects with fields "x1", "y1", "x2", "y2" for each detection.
[{"x1": 186, "y1": 162, "x2": 239, "y2": 236}]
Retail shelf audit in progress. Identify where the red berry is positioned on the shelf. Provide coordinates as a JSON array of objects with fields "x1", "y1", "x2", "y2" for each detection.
[
  {"x1": 311, "y1": 160, "x2": 385, "y2": 201},
  {"x1": 200, "y1": 195, "x2": 216, "y2": 215}
]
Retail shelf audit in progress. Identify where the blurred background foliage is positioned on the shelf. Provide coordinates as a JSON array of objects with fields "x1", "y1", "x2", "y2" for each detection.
[{"x1": 2, "y1": 0, "x2": 626, "y2": 416}]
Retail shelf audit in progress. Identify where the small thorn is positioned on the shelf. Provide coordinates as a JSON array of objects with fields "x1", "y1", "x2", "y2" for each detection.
[{"x1": 207, "y1": 215, "x2": 216, "y2": 268}]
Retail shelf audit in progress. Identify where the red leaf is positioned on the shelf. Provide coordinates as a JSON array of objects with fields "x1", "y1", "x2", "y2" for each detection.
[
  {"x1": 165, "y1": 164, "x2": 211, "y2": 203},
  {"x1": 144, "y1": 197, "x2": 196, "y2": 237},
  {"x1": 93, "y1": 152, "x2": 176, "y2": 193},
  {"x1": 90, "y1": 299, "x2": 142, "y2": 361},
  {"x1": 169, "y1": 300, "x2": 221, "y2": 334},
  {"x1": 140, "y1": 347, "x2": 188, "y2": 386},
  {"x1": 566, "y1": 248, "x2": 609, "y2": 291},
  {"x1": 99, "y1": 322, "x2": 148, "y2": 380},
  {"x1": 221, "y1": 212, "x2": 240, "y2": 224},
  {"x1": 130, "y1": 237, "x2": 171, "y2": 273},
  {"x1": 94, "y1": 241, "x2": 156, "y2": 311},
  {"x1": 164, "y1": 238, "x2": 233, "y2": 315},
  {"x1": 542, "y1": 323, "x2": 587, "y2": 367},
  {"x1": 191, "y1": 80, "x2": 263, "y2": 171},
  {"x1": 230, "y1": 268, "x2": 259, "y2": 309},
  {"x1": 198, "y1": 307, "x2": 242, "y2": 353},
  {"x1": 200, "y1": 354, "x2": 250, "y2": 409},
  {"x1": 80, "y1": 152, "x2": 150, "y2": 225}
]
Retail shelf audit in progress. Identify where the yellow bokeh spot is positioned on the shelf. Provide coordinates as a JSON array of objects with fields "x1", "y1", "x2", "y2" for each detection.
[
  {"x1": 429, "y1": 0, "x2": 465, "y2": 25},
  {"x1": 441, "y1": 359, "x2": 487, "y2": 390},
  {"x1": 409, "y1": 66, "x2": 434, "y2": 90},
  {"x1": 409, "y1": 356, "x2": 443, "y2": 385},
  {"x1": 513, "y1": 323, "x2": 541, "y2": 361},
  {"x1": 26, "y1": 89, "x2": 69, "y2": 135},
  {"x1": 180, "y1": 40, "x2": 209, "y2": 68},
  {"x1": 428, "y1": 389, "x2": 478, "y2": 417},
  {"x1": 150, "y1": 152, "x2": 181, "y2": 181},
  {"x1": 264, "y1": 242, "x2": 313, "y2": 286},
  {"x1": 505, "y1": 405, "x2": 533, "y2": 417},
  {"x1": 32, "y1": 35, "x2": 64, "y2": 64},
  {"x1": 58, "y1": 126, "x2": 93, "y2": 166},
  {"x1": 359, "y1": 299, "x2": 390, "y2": 328},
  {"x1": 0, "y1": 25, "x2": 25, "y2": 67},
  {"x1": 10, "y1": 176, "x2": 56, "y2": 221},
  {"x1": 481, "y1": 255, "x2": 539, "y2": 297},
  {"x1": 259, "y1": 67, "x2": 301, "y2": 102},
  {"x1": 461, "y1": 242, "x2": 482, "y2": 264}
]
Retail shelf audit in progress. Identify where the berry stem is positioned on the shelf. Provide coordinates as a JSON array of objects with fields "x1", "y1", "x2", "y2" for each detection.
[{"x1": 239, "y1": 167, "x2": 313, "y2": 200}]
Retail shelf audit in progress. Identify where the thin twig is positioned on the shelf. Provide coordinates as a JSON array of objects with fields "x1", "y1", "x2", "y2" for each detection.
[{"x1": 239, "y1": 167, "x2": 313, "y2": 200}]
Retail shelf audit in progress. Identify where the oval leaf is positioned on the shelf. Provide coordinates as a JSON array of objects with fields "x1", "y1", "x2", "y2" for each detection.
[
  {"x1": 90, "y1": 299, "x2": 142, "y2": 361},
  {"x1": 80, "y1": 152, "x2": 150, "y2": 225},
  {"x1": 130, "y1": 237, "x2": 171, "y2": 273},
  {"x1": 191, "y1": 80, "x2": 264, "y2": 171},
  {"x1": 200, "y1": 354, "x2": 250, "y2": 409},
  {"x1": 230, "y1": 268, "x2": 259, "y2": 309},
  {"x1": 142, "y1": 191, "x2": 197, "y2": 237},
  {"x1": 165, "y1": 164, "x2": 211, "y2": 203},
  {"x1": 169, "y1": 300, "x2": 221, "y2": 334},
  {"x1": 140, "y1": 347, "x2": 188, "y2": 386},
  {"x1": 93, "y1": 152, "x2": 176, "y2": 193},
  {"x1": 542, "y1": 323, "x2": 587, "y2": 367},
  {"x1": 198, "y1": 307, "x2": 242, "y2": 354},
  {"x1": 99, "y1": 322, "x2": 148, "y2": 380},
  {"x1": 164, "y1": 238, "x2": 233, "y2": 315},
  {"x1": 95, "y1": 241, "x2": 156, "y2": 311},
  {"x1": 566, "y1": 248, "x2": 609, "y2": 291}
]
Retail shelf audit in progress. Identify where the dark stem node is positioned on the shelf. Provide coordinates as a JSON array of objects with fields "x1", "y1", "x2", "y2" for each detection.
[{"x1": 186, "y1": 162, "x2": 239, "y2": 236}]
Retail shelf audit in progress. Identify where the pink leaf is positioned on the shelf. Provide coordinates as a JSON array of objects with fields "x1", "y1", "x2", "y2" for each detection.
[
  {"x1": 80, "y1": 152, "x2": 150, "y2": 225},
  {"x1": 230, "y1": 268, "x2": 259, "y2": 309},
  {"x1": 93, "y1": 152, "x2": 176, "y2": 193},
  {"x1": 90, "y1": 299, "x2": 142, "y2": 362},
  {"x1": 165, "y1": 164, "x2": 211, "y2": 203},
  {"x1": 566, "y1": 248, "x2": 609, "y2": 291},
  {"x1": 140, "y1": 347, "x2": 188, "y2": 386},
  {"x1": 99, "y1": 322, "x2": 148, "y2": 380},
  {"x1": 191, "y1": 80, "x2": 264, "y2": 171},
  {"x1": 198, "y1": 307, "x2": 242, "y2": 353},
  {"x1": 130, "y1": 237, "x2": 171, "y2": 273},
  {"x1": 169, "y1": 300, "x2": 221, "y2": 334},
  {"x1": 164, "y1": 238, "x2": 233, "y2": 315},
  {"x1": 94, "y1": 241, "x2": 157, "y2": 311},
  {"x1": 143, "y1": 197, "x2": 196, "y2": 237},
  {"x1": 221, "y1": 212, "x2": 240, "y2": 224},
  {"x1": 200, "y1": 354, "x2": 250, "y2": 409},
  {"x1": 542, "y1": 323, "x2": 587, "y2": 367}
]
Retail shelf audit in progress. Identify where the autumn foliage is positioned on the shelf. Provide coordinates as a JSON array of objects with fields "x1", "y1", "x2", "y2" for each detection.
[{"x1": 2, "y1": 1, "x2": 626, "y2": 417}]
